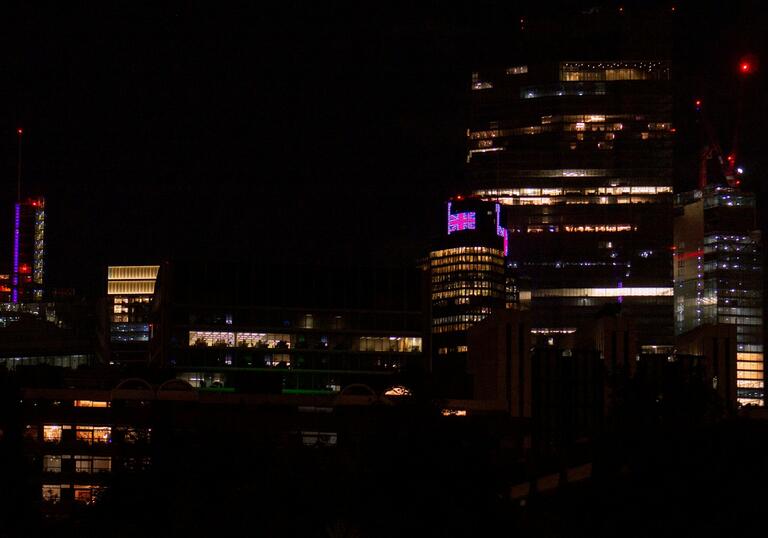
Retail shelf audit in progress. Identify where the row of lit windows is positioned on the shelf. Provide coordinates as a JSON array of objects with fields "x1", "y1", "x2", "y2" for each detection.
[
  {"x1": 737, "y1": 353, "x2": 763, "y2": 362},
  {"x1": 433, "y1": 280, "x2": 504, "y2": 291},
  {"x1": 476, "y1": 186, "x2": 672, "y2": 198},
  {"x1": 189, "y1": 331, "x2": 293, "y2": 349},
  {"x1": 737, "y1": 380, "x2": 764, "y2": 389},
  {"x1": 718, "y1": 316, "x2": 763, "y2": 326},
  {"x1": 526, "y1": 224, "x2": 636, "y2": 233},
  {"x1": 437, "y1": 345, "x2": 469, "y2": 354},
  {"x1": 429, "y1": 254, "x2": 501, "y2": 266},
  {"x1": 432, "y1": 289, "x2": 503, "y2": 301},
  {"x1": 469, "y1": 122, "x2": 672, "y2": 144},
  {"x1": 521, "y1": 84, "x2": 607, "y2": 99},
  {"x1": 42, "y1": 484, "x2": 106, "y2": 505},
  {"x1": 533, "y1": 287, "x2": 673, "y2": 298},
  {"x1": 43, "y1": 455, "x2": 111, "y2": 473},
  {"x1": 43, "y1": 425, "x2": 111, "y2": 444},
  {"x1": 433, "y1": 323, "x2": 478, "y2": 334},
  {"x1": 107, "y1": 280, "x2": 156, "y2": 296},
  {"x1": 107, "y1": 265, "x2": 160, "y2": 281},
  {"x1": 358, "y1": 337, "x2": 422, "y2": 353},
  {"x1": 703, "y1": 235, "x2": 754, "y2": 245},
  {"x1": 431, "y1": 264, "x2": 504, "y2": 275},
  {"x1": 491, "y1": 195, "x2": 666, "y2": 207},
  {"x1": 430, "y1": 247, "x2": 503, "y2": 258},
  {"x1": 41, "y1": 425, "x2": 150, "y2": 444},
  {"x1": 74, "y1": 400, "x2": 110, "y2": 408},
  {"x1": 560, "y1": 62, "x2": 669, "y2": 81},
  {"x1": 0, "y1": 354, "x2": 91, "y2": 371},
  {"x1": 737, "y1": 371, "x2": 764, "y2": 380},
  {"x1": 432, "y1": 273, "x2": 505, "y2": 285}
]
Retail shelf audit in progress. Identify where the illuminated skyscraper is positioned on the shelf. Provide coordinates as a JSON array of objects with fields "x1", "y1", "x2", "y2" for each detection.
[
  {"x1": 674, "y1": 185, "x2": 764, "y2": 406},
  {"x1": 430, "y1": 197, "x2": 507, "y2": 394},
  {"x1": 467, "y1": 60, "x2": 674, "y2": 347},
  {"x1": 10, "y1": 197, "x2": 46, "y2": 303}
]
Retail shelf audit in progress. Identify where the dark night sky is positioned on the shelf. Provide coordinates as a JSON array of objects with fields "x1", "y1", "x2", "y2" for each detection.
[{"x1": 1, "y1": 1, "x2": 766, "y2": 298}]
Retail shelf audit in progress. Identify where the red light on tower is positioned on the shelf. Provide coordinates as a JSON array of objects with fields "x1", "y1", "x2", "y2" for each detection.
[
  {"x1": 17, "y1": 128, "x2": 23, "y2": 135},
  {"x1": 740, "y1": 62, "x2": 751, "y2": 74}
]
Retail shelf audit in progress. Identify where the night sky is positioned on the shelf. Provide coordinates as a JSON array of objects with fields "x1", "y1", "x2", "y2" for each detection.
[{"x1": 1, "y1": 1, "x2": 766, "y2": 297}]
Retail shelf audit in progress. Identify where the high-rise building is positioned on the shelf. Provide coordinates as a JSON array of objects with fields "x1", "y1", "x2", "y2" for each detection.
[
  {"x1": 467, "y1": 60, "x2": 674, "y2": 347},
  {"x1": 106, "y1": 265, "x2": 160, "y2": 364},
  {"x1": 9, "y1": 197, "x2": 46, "y2": 303},
  {"x1": 429, "y1": 197, "x2": 507, "y2": 394},
  {"x1": 674, "y1": 185, "x2": 764, "y2": 406}
]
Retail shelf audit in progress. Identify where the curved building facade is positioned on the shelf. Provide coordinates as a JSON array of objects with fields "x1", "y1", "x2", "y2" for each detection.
[
  {"x1": 467, "y1": 60, "x2": 674, "y2": 347},
  {"x1": 430, "y1": 198, "x2": 507, "y2": 393}
]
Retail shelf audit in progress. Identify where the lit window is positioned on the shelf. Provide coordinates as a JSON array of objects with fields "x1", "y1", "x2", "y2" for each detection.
[
  {"x1": 75, "y1": 426, "x2": 111, "y2": 444},
  {"x1": 75, "y1": 455, "x2": 111, "y2": 473},
  {"x1": 43, "y1": 455, "x2": 62, "y2": 473},
  {"x1": 441, "y1": 409, "x2": 467, "y2": 417},
  {"x1": 74, "y1": 400, "x2": 110, "y2": 408},
  {"x1": 42, "y1": 485, "x2": 61, "y2": 503},
  {"x1": 43, "y1": 425, "x2": 62, "y2": 443},
  {"x1": 506, "y1": 65, "x2": 528, "y2": 75},
  {"x1": 73, "y1": 485, "x2": 105, "y2": 505}
]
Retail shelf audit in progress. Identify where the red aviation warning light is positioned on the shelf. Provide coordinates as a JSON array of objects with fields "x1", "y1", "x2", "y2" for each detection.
[{"x1": 738, "y1": 55, "x2": 758, "y2": 76}]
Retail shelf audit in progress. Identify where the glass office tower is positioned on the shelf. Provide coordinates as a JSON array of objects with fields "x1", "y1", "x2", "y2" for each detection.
[
  {"x1": 674, "y1": 186, "x2": 764, "y2": 406},
  {"x1": 467, "y1": 60, "x2": 674, "y2": 347}
]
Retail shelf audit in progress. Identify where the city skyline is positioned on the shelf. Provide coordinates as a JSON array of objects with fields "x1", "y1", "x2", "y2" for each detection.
[
  {"x1": 0, "y1": 2, "x2": 766, "y2": 298},
  {"x1": 3, "y1": 3, "x2": 768, "y2": 536}
]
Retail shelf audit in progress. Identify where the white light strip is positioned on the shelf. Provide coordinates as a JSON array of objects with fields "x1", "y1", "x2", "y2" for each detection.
[{"x1": 533, "y1": 287, "x2": 673, "y2": 298}]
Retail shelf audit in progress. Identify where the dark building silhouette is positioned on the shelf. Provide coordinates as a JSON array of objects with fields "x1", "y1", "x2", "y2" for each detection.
[
  {"x1": 468, "y1": 308, "x2": 531, "y2": 418},
  {"x1": 676, "y1": 323, "x2": 739, "y2": 411}
]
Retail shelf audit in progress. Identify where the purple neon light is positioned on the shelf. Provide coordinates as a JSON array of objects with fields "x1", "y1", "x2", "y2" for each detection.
[
  {"x1": 447, "y1": 202, "x2": 478, "y2": 234},
  {"x1": 495, "y1": 203, "x2": 509, "y2": 256},
  {"x1": 11, "y1": 203, "x2": 20, "y2": 303}
]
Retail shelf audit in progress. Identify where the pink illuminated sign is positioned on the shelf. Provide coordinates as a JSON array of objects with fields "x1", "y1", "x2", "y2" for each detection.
[
  {"x1": 495, "y1": 203, "x2": 508, "y2": 256},
  {"x1": 447, "y1": 202, "x2": 476, "y2": 234}
]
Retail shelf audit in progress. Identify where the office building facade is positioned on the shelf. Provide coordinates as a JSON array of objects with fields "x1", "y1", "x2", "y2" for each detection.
[
  {"x1": 467, "y1": 60, "x2": 674, "y2": 347},
  {"x1": 9, "y1": 197, "x2": 46, "y2": 303},
  {"x1": 674, "y1": 186, "x2": 764, "y2": 406},
  {"x1": 151, "y1": 262, "x2": 427, "y2": 395},
  {"x1": 106, "y1": 265, "x2": 160, "y2": 364},
  {"x1": 429, "y1": 198, "x2": 508, "y2": 393}
]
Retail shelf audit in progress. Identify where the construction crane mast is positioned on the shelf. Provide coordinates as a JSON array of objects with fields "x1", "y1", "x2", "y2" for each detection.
[{"x1": 696, "y1": 57, "x2": 755, "y2": 189}]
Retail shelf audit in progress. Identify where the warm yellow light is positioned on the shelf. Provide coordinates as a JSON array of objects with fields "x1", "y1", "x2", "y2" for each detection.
[{"x1": 74, "y1": 400, "x2": 110, "y2": 408}]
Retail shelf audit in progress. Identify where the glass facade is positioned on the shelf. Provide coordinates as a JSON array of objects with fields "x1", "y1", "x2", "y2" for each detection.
[
  {"x1": 674, "y1": 186, "x2": 764, "y2": 405},
  {"x1": 467, "y1": 60, "x2": 674, "y2": 346}
]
